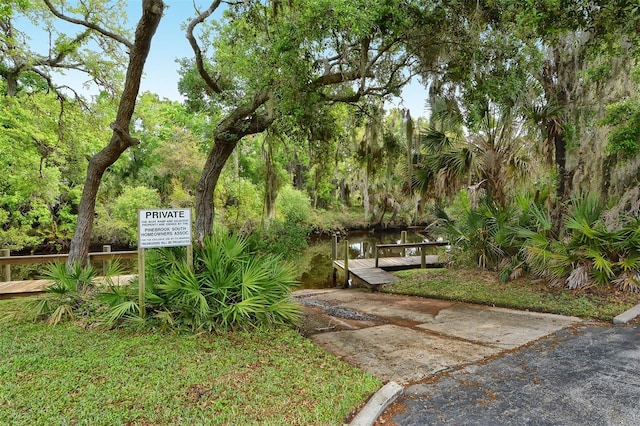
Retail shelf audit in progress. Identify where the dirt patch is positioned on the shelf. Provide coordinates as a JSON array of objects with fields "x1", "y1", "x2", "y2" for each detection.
[{"x1": 295, "y1": 299, "x2": 386, "y2": 337}]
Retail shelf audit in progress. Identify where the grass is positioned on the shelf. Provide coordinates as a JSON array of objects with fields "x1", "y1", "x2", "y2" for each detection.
[
  {"x1": 0, "y1": 298, "x2": 380, "y2": 426},
  {"x1": 384, "y1": 268, "x2": 640, "y2": 321}
]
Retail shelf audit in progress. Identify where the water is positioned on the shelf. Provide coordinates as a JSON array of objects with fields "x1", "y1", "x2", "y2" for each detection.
[
  {"x1": 7, "y1": 230, "x2": 435, "y2": 288},
  {"x1": 296, "y1": 229, "x2": 431, "y2": 289}
]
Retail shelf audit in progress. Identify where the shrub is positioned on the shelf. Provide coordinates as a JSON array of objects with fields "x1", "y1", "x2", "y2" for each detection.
[
  {"x1": 276, "y1": 185, "x2": 312, "y2": 224},
  {"x1": 437, "y1": 191, "x2": 552, "y2": 281},
  {"x1": 103, "y1": 228, "x2": 301, "y2": 331},
  {"x1": 94, "y1": 185, "x2": 161, "y2": 245},
  {"x1": 524, "y1": 194, "x2": 640, "y2": 292},
  {"x1": 246, "y1": 220, "x2": 311, "y2": 258},
  {"x1": 215, "y1": 176, "x2": 262, "y2": 229},
  {"x1": 25, "y1": 261, "x2": 124, "y2": 325},
  {"x1": 436, "y1": 196, "x2": 507, "y2": 270}
]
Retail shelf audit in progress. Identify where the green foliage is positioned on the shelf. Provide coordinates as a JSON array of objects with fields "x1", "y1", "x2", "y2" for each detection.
[
  {"x1": 1, "y1": 0, "x2": 129, "y2": 96},
  {"x1": 246, "y1": 220, "x2": 311, "y2": 259},
  {"x1": 104, "y1": 228, "x2": 301, "y2": 331},
  {"x1": 25, "y1": 262, "x2": 100, "y2": 325},
  {"x1": 93, "y1": 185, "x2": 160, "y2": 245},
  {"x1": 276, "y1": 185, "x2": 312, "y2": 224},
  {"x1": 0, "y1": 94, "x2": 94, "y2": 250},
  {"x1": 603, "y1": 98, "x2": 640, "y2": 158},
  {"x1": 524, "y1": 194, "x2": 640, "y2": 291},
  {"x1": 7, "y1": 259, "x2": 133, "y2": 327},
  {"x1": 439, "y1": 190, "x2": 558, "y2": 281},
  {"x1": 215, "y1": 176, "x2": 262, "y2": 229},
  {"x1": 439, "y1": 191, "x2": 640, "y2": 291},
  {"x1": 113, "y1": 186, "x2": 161, "y2": 228},
  {"x1": 436, "y1": 194, "x2": 507, "y2": 270}
]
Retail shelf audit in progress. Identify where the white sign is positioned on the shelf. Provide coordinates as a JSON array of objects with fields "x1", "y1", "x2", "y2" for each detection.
[{"x1": 138, "y1": 209, "x2": 192, "y2": 248}]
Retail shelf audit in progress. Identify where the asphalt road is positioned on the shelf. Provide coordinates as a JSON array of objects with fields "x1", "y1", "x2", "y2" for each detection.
[{"x1": 391, "y1": 321, "x2": 640, "y2": 425}]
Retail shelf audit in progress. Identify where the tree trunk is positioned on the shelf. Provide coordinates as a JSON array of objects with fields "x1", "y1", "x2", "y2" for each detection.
[
  {"x1": 405, "y1": 109, "x2": 414, "y2": 193},
  {"x1": 194, "y1": 137, "x2": 238, "y2": 244},
  {"x1": 263, "y1": 137, "x2": 277, "y2": 222},
  {"x1": 363, "y1": 165, "x2": 370, "y2": 224},
  {"x1": 554, "y1": 132, "x2": 568, "y2": 202},
  {"x1": 67, "y1": 0, "x2": 164, "y2": 266},
  {"x1": 5, "y1": 73, "x2": 18, "y2": 97},
  {"x1": 192, "y1": 90, "x2": 273, "y2": 242}
]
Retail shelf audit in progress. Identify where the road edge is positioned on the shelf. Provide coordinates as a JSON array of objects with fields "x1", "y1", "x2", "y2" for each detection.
[
  {"x1": 613, "y1": 302, "x2": 640, "y2": 325},
  {"x1": 350, "y1": 381, "x2": 404, "y2": 426}
]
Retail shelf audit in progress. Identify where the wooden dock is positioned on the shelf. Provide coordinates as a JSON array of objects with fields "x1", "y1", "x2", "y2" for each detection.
[
  {"x1": 333, "y1": 255, "x2": 443, "y2": 288},
  {"x1": 0, "y1": 275, "x2": 137, "y2": 299},
  {"x1": 0, "y1": 279, "x2": 53, "y2": 298}
]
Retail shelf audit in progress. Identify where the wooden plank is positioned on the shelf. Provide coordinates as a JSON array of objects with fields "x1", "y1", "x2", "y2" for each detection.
[
  {"x1": 0, "y1": 279, "x2": 52, "y2": 294},
  {"x1": 375, "y1": 242, "x2": 449, "y2": 249},
  {"x1": 350, "y1": 267, "x2": 399, "y2": 286},
  {"x1": 0, "y1": 251, "x2": 138, "y2": 266},
  {"x1": 333, "y1": 254, "x2": 444, "y2": 288},
  {"x1": 335, "y1": 256, "x2": 442, "y2": 269},
  {"x1": 0, "y1": 275, "x2": 137, "y2": 295}
]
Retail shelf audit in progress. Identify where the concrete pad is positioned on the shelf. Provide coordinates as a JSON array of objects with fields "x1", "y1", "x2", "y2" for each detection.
[
  {"x1": 296, "y1": 289, "x2": 582, "y2": 386},
  {"x1": 341, "y1": 298, "x2": 438, "y2": 324},
  {"x1": 311, "y1": 324, "x2": 501, "y2": 384},
  {"x1": 419, "y1": 303, "x2": 581, "y2": 349},
  {"x1": 300, "y1": 288, "x2": 456, "y2": 324}
]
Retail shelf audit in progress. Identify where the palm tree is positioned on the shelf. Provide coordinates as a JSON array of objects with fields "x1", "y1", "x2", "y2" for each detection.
[{"x1": 414, "y1": 97, "x2": 532, "y2": 208}]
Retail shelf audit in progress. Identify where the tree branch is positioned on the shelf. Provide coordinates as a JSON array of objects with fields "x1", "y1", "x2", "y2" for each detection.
[
  {"x1": 46, "y1": 29, "x2": 92, "y2": 66},
  {"x1": 110, "y1": 122, "x2": 140, "y2": 146},
  {"x1": 186, "y1": 0, "x2": 223, "y2": 94},
  {"x1": 42, "y1": 0, "x2": 133, "y2": 50},
  {"x1": 311, "y1": 69, "x2": 375, "y2": 87}
]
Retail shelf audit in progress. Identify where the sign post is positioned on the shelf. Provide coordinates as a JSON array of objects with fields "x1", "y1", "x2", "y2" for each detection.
[{"x1": 138, "y1": 208, "x2": 192, "y2": 317}]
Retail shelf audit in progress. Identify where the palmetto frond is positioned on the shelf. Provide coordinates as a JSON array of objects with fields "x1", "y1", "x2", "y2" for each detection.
[
  {"x1": 102, "y1": 300, "x2": 140, "y2": 326},
  {"x1": 613, "y1": 272, "x2": 640, "y2": 293},
  {"x1": 421, "y1": 127, "x2": 453, "y2": 152},
  {"x1": 566, "y1": 264, "x2": 591, "y2": 290},
  {"x1": 142, "y1": 226, "x2": 300, "y2": 331}
]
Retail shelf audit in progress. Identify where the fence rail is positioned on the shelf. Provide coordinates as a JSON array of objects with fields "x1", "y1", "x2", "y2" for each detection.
[
  {"x1": 0, "y1": 247, "x2": 137, "y2": 282},
  {"x1": 374, "y1": 241, "x2": 449, "y2": 268}
]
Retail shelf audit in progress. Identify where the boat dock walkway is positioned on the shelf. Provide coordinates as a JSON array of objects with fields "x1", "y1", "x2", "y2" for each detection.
[
  {"x1": 332, "y1": 241, "x2": 448, "y2": 288},
  {"x1": 0, "y1": 275, "x2": 137, "y2": 299}
]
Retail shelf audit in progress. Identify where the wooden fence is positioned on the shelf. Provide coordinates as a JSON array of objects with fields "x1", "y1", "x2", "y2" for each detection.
[
  {"x1": 373, "y1": 241, "x2": 449, "y2": 268},
  {"x1": 0, "y1": 246, "x2": 137, "y2": 282}
]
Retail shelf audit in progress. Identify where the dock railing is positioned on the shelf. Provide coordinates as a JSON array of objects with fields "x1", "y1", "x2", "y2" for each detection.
[
  {"x1": 374, "y1": 241, "x2": 449, "y2": 269},
  {"x1": 0, "y1": 246, "x2": 138, "y2": 282}
]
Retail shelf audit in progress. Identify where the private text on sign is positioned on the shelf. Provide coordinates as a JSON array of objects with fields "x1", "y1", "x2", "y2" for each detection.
[{"x1": 138, "y1": 208, "x2": 192, "y2": 248}]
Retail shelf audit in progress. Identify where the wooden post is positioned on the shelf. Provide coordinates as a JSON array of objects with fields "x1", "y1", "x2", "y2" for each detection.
[
  {"x1": 186, "y1": 244, "x2": 194, "y2": 271},
  {"x1": 421, "y1": 246, "x2": 426, "y2": 269},
  {"x1": 401, "y1": 230, "x2": 407, "y2": 257},
  {"x1": 374, "y1": 245, "x2": 379, "y2": 268},
  {"x1": 137, "y1": 247, "x2": 146, "y2": 318},
  {"x1": 1, "y1": 249, "x2": 10, "y2": 282},
  {"x1": 331, "y1": 234, "x2": 337, "y2": 260},
  {"x1": 102, "y1": 245, "x2": 111, "y2": 275},
  {"x1": 343, "y1": 239, "x2": 349, "y2": 286}
]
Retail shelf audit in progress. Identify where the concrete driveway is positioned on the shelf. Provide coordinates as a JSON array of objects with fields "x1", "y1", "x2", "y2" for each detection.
[{"x1": 294, "y1": 288, "x2": 581, "y2": 385}]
